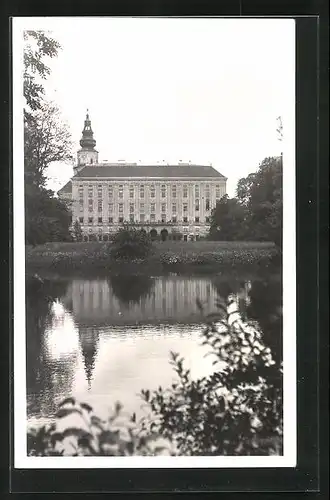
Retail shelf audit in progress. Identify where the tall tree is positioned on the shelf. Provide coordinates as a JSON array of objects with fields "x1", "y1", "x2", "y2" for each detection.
[
  {"x1": 23, "y1": 31, "x2": 73, "y2": 245},
  {"x1": 24, "y1": 102, "x2": 73, "y2": 188},
  {"x1": 24, "y1": 30, "x2": 61, "y2": 112},
  {"x1": 209, "y1": 195, "x2": 247, "y2": 241},
  {"x1": 237, "y1": 157, "x2": 282, "y2": 246}
]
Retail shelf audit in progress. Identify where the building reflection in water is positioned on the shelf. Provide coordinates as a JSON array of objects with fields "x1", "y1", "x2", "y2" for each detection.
[
  {"x1": 27, "y1": 275, "x2": 257, "y2": 421},
  {"x1": 64, "y1": 276, "x2": 220, "y2": 327},
  {"x1": 78, "y1": 327, "x2": 100, "y2": 390}
]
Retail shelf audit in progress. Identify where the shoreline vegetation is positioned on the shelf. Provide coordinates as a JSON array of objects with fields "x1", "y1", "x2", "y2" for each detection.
[{"x1": 26, "y1": 240, "x2": 279, "y2": 276}]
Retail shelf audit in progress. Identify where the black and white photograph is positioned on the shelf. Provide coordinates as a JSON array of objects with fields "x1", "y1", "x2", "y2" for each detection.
[{"x1": 13, "y1": 17, "x2": 296, "y2": 468}]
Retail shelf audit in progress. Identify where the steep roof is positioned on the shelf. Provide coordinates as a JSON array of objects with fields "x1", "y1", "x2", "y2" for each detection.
[
  {"x1": 57, "y1": 180, "x2": 72, "y2": 194},
  {"x1": 74, "y1": 164, "x2": 226, "y2": 179}
]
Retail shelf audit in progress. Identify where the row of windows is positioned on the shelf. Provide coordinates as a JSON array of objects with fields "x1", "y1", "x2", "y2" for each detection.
[
  {"x1": 79, "y1": 200, "x2": 212, "y2": 212},
  {"x1": 77, "y1": 216, "x2": 210, "y2": 224},
  {"x1": 78, "y1": 184, "x2": 221, "y2": 199}
]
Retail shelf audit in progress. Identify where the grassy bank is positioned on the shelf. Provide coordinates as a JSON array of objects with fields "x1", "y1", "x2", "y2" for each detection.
[{"x1": 26, "y1": 240, "x2": 278, "y2": 275}]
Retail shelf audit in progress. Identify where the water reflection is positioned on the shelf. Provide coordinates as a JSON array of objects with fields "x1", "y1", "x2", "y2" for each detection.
[
  {"x1": 64, "y1": 276, "x2": 220, "y2": 326},
  {"x1": 247, "y1": 276, "x2": 282, "y2": 363},
  {"x1": 109, "y1": 274, "x2": 154, "y2": 306},
  {"x1": 26, "y1": 273, "x2": 282, "y2": 422}
]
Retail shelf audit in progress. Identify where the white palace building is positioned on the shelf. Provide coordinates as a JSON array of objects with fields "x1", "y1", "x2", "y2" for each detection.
[{"x1": 58, "y1": 112, "x2": 227, "y2": 241}]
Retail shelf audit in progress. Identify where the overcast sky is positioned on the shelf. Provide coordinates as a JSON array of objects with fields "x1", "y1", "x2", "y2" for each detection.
[{"x1": 17, "y1": 17, "x2": 295, "y2": 196}]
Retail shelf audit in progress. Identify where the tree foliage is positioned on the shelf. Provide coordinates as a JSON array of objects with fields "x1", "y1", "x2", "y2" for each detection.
[
  {"x1": 239, "y1": 157, "x2": 282, "y2": 246},
  {"x1": 72, "y1": 220, "x2": 83, "y2": 242},
  {"x1": 25, "y1": 184, "x2": 72, "y2": 245},
  {"x1": 209, "y1": 195, "x2": 246, "y2": 241},
  {"x1": 24, "y1": 30, "x2": 61, "y2": 112},
  {"x1": 27, "y1": 399, "x2": 173, "y2": 457},
  {"x1": 25, "y1": 102, "x2": 73, "y2": 188},
  {"x1": 24, "y1": 31, "x2": 73, "y2": 245},
  {"x1": 110, "y1": 227, "x2": 153, "y2": 260},
  {"x1": 209, "y1": 156, "x2": 282, "y2": 247}
]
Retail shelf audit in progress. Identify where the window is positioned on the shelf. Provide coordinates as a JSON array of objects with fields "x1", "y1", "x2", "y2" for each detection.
[
  {"x1": 216, "y1": 184, "x2": 221, "y2": 198},
  {"x1": 195, "y1": 185, "x2": 200, "y2": 198},
  {"x1": 79, "y1": 199, "x2": 84, "y2": 211},
  {"x1": 172, "y1": 185, "x2": 177, "y2": 198},
  {"x1": 129, "y1": 186, "x2": 134, "y2": 198},
  {"x1": 172, "y1": 216, "x2": 177, "y2": 223},
  {"x1": 140, "y1": 203, "x2": 144, "y2": 212},
  {"x1": 119, "y1": 203, "x2": 123, "y2": 213},
  {"x1": 140, "y1": 185, "x2": 145, "y2": 198},
  {"x1": 98, "y1": 185, "x2": 102, "y2": 199},
  {"x1": 130, "y1": 203, "x2": 134, "y2": 213},
  {"x1": 108, "y1": 203, "x2": 113, "y2": 212},
  {"x1": 150, "y1": 185, "x2": 155, "y2": 198},
  {"x1": 183, "y1": 203, "x2": 188, "y2": 212},
  {"x1": 108, "y1": 186, "x2": 113, "y2": 198},
  {"x1": 205, "y1": 216, "x2": 210, "y2": 223},
  {"x1": 140, "y1": 213, "x2": 145, "y2": 222},
  {"x1": 118, "y1": 185, "x2": 123, "y2": 199},
  {"x1": 108, "y1": 216, "x2": 113, "y2": 223},
  {"x1": 195, "y1": 200, "x2": 200, "y2": 211},
  {"x1": 79, "y1": 217, "x2": 84, "y2": 224},
  {"x1": 183, "y1": 216, "x2": 188, "y2": 223},
  {"x1": 150, "y1": 214, "x2": 156, "y2": 222},
  {"x1": 205, "y1": 184, "x2": 210, "y2": 198},
  {"x1": 98, "y1": 217, "x2": 102, "y2": 224},
  {"x1": 150, "y1": 203, "x2": 155, "y2": 212},
  {"x1": 183, "y1": 185, "x2": 188, "y2": 198},
  {"x1": 195, "y1": 216, "x2": 200, "y2": 223},
  {"x1": 161, "y1": 184, "x2": 166, "y2": 198},
  {"x1": 88, "y1": 217, "x2": 93, "y2": 224},
  {"x1": 88, "y1": 185, "x2": 93, "y2": 197},
  {"x1": 206, "y1": 199, "x2": 210, "y2": 211},
  {"x1": 161, "y1": 203, "x2": 166, "y2": 213},
  {"x1": 98, "y1": 201, "x2": 102, "y2": 212},
  {"x1": 118, "y1": 217, "x2": 124, "y2": 223},
  {"x1": 172, "y1": 204, "x2": 177, "y2": 214},
  {"x1": 161, "y1": 215, "x2": 166, "y2": 223},
  {"x1": 129, "y1": 214, "x2": 134, "y2": 223},
  {"x1": 88, "y1": 198, "x2": 93, "y2": 213}
]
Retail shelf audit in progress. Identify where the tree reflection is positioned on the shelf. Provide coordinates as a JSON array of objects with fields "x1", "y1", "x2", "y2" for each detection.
[
  {"x1": 108, "y1": 274, "x2": 154, "y2": 307},
  {"x1": 26, "y1": 276, "x2": 71, "y2": 416},
  {"x1": 211, "y1": 273, "x2": 282, "y2": 364},
  {"x1": 246, "y1": 275, "x2": 282, "y2": 364}
]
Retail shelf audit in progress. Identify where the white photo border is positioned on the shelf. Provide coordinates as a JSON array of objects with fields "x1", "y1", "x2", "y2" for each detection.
[{"x1": 13, "y1": 16, "x2": 296, "y2": 469}]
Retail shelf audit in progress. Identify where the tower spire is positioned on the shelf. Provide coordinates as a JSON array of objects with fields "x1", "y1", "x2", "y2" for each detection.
[{"x1": 80, "y1": 110, "x2": 96, "y2": 150}]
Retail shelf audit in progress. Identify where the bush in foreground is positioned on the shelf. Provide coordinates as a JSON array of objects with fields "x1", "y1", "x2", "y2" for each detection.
[
  {"x1": 27, "y1": 296, "x2": 282, "y2": 456},
  {"x1": 28, "y1": 399, "x2": 173, "y2": 456},
  {"x1": 140, "y1": 295, "x2": 282, "y2": 456}
]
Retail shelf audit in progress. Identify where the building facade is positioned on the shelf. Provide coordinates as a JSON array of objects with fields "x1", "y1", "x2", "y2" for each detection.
[{"x1": 58, "y1": 112, "x2": 227, "y2": 241}]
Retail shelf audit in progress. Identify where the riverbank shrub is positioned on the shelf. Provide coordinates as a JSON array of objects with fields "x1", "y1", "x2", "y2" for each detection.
[
  {"x1": 27, "y1": 295, "x2": 282, "y2": 457},
  {"x1": 109, "y1": 228, "x2": 153, "y2": 260},
  {"x1": 27, "y1": 399, "x2": 174, "y2": 456},
  {"x1": 140, "y1": 296, "x2": 282, "y2": 455}
]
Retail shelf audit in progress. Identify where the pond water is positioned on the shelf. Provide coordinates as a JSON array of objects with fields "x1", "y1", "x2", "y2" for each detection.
[{"x1": 26, "y1": 272, "x2": 282, "y2": 425}]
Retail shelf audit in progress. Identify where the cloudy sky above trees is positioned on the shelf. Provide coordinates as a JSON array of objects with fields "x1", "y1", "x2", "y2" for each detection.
[{"x1": 15, "y1": 17, "x2": 295, "y2": 196}]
